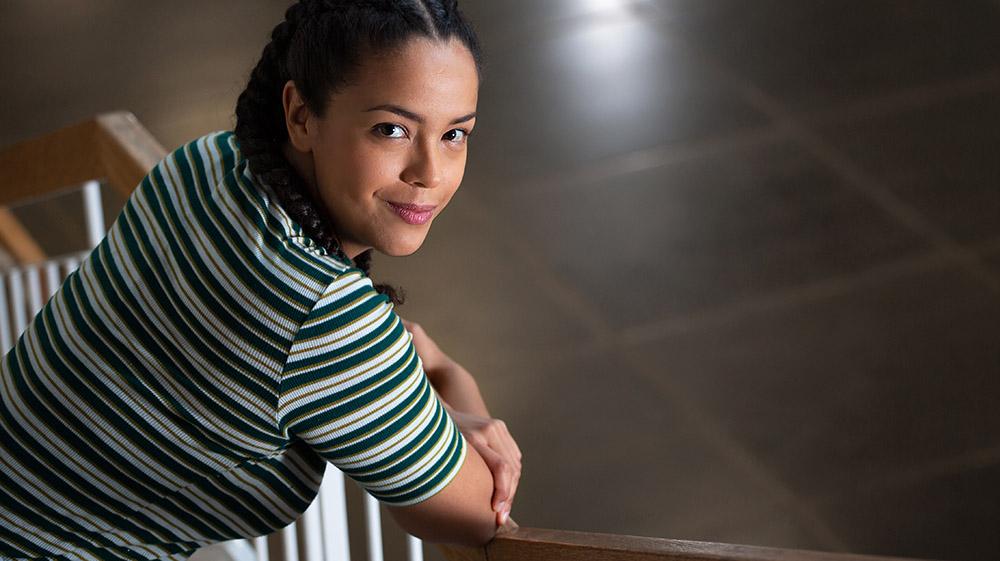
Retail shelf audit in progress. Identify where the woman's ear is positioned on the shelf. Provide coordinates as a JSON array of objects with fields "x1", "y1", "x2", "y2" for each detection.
[{"x1": 282, "y1": 80, "x2": 313, "y2": 153}]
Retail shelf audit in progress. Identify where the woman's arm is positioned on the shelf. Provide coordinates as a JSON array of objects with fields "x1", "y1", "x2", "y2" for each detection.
[
  {"x1": 427, "y1": 357, "x2": 491, "y2": 417},
  {"x1": 401, "y1": 319, "x2": 522, "y2": 527},
  {"x1": 386, "y1": 437, "x2": 498, "y2": 545}
]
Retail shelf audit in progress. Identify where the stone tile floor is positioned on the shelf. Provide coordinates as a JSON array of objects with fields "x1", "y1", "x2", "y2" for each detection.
[{"x1": 2, "y1": 1, "x2": 999, "y2": 560}]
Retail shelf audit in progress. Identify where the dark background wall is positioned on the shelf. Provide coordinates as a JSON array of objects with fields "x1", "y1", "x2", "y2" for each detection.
[{"x1": 2, "y1": 2, "x2": 1000, "y2": 560}]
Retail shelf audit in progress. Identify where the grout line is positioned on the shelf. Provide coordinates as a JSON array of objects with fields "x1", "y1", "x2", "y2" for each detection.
[
  {"x1": 470, "y1": 16, "x2": 1000, "y2": 546},
  {"x1": 618, "y1": 249, "x2": 959, "y2": 347},
  {"x1": 500, "y1": 124, "x2": 790, "y2": 197},
  {"x1": 791, "y1": 111, "x2": 1000, "y2": 294},
  {"x1": 620, "y1": 350, "x2": 853, "y2": 552},
  {"x1": 461, "y1": 190, "x2": 852, "y2": 552},
  {"x1": 483, "y1": 44, "x2": 996, "y2": 212},
  {"x1": 817, "y1": 444, "x2": 1000, "y2": 508},
  {"x1": 653, "y1": 35, "x2": 1000, "y2": 543},
  {"x1": 459, "y1": 196, "x2": 615, "y2": 342},
  {"x1": 803, "y1": 68, "x2": 1000, "y2": 126},
  {"x1": 685, "y1": 49, "x2": 1000, "y2": 296}
]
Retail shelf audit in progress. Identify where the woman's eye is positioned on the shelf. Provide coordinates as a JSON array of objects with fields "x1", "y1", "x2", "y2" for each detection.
[
  {"x1": 444, "y1": 128, "x2": 470, "y2": 143},
  {"x1": 374, "y1": 123, "x2": 407, "y2": 139}
]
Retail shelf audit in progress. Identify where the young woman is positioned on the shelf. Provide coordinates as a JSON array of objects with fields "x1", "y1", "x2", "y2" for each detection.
[{"x1": 0, "y1": 1, "x2": 520, "y2": 558}]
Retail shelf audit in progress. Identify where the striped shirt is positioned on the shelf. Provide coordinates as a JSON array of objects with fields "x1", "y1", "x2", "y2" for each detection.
[{"x1": 0, "y1": 131, "x2": 466, "y2": 560}]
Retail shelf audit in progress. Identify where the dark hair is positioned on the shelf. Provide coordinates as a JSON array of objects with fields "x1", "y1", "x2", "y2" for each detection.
[{"x1": 234, "y1": 0, "x2": 483, "y2": 305}]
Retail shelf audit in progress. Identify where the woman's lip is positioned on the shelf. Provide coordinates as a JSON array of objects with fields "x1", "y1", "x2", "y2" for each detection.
[
  {"x1": 385, "y1": 201, "x2": 437, "y2": 225},
  {"x1": 386, "y1": 201, "x2": 438, "y2": 212}
]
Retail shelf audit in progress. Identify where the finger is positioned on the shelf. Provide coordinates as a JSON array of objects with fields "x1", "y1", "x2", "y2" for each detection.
[
  {"x1": 481, "y1": 421, "x2": 521, "y2": 516},
  {"x1": 499, "y1": 472, "x2": 519, "y2": 526},
  {"x1": 478, "y1": 444, "x2": 512, "y2": 510},
  {"x1": 488, "y1": 419, "x2": 522, "y2": 472},
  {"x1": 508, "y1": 469, "x2": 520, "y2": 506},
  {"x1": 505, "y1": 463, "x2": 520, "y2": 511},
  {"x1": 476, "y1": 443, "x2": 514, "y2": 512}
]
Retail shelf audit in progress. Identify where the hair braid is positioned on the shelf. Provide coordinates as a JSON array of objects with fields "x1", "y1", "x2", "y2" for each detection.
[{"x1": 235, "y1": 0, "x2": 483, "y2": 306}]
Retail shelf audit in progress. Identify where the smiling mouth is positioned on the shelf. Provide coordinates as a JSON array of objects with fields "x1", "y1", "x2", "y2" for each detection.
[{"x1": 385, "y1": 201, "x2": 437, "y2": 225}]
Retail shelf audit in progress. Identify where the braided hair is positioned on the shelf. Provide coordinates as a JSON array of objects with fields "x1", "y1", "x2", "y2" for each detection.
[{"x1": 234, "y1": 0, "x2": 483, "y2": 305}]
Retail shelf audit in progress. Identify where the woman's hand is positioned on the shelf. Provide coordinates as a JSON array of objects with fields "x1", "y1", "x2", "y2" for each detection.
[
  {"x1": 401, "y1": 318, "x2": 522, "y2": 526},
  {"x1": 445, "y1": 405, "x2": 522, "y2": 527}
]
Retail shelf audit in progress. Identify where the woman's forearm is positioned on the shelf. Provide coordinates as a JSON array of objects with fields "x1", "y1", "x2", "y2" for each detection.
[{"x1": 428, "y1": 361, "x2": 490, "y2": 417}]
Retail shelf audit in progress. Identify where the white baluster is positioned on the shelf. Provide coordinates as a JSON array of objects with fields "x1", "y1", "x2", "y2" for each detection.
[
  {"x1": 253, "y1": 536, "x2": 269, "y2": 561},
  {"x1": 83, "y1": 180, "x2": 105, "y2": 249},
  {"x1": 406, "y1": 535, "x2": 424, "y2": 561},
  {"x1": 301, "y1": 494, "x2": 323, "y2": 561},
  {"x1": 45, "y1": 261, "x2": 61, "y2": 298},
  {"x1": 64, "y1": 257, "x2": 80, "y2": 277},
  {"x1": 282, "y1": 522, "x2": 299, "y2": 561},
  {"x1": 0, "y1": 274, "x2": 10, "y2": 354},
  {"x1": 208, "y1": 539, "x2": 259, "y2": 561},
  {"x1": 319, "y1": 465, "x2": 351, "y2": 561},
  {"x1": 364, "y1": 494, "x2": 383, "y2": 561},
  {"x1": 25, "y1": 265, "x2": 42, "y2": 317},
  {"x1": 9, "y1": 270, "x2": 26, "y2": 338}
]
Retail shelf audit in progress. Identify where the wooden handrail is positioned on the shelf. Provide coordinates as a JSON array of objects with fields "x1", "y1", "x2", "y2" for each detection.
[
  {"x1": 439, "y1": 528, "x2": 940, "y2": 561},
  {"x1": 0, "y1": 208, "x2": 45, "y2": 263},
  {"x1": 0, "y1": 111, "x2": 165, "y2": 263},
  {"x1": 0, "y1": 111, "x2": 166, "y2": 205}
]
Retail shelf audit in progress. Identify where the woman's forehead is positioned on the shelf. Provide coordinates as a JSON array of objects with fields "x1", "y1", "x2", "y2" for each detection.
[{"x1": 339, "y1": 37, "x2": 479, "y2": 117}]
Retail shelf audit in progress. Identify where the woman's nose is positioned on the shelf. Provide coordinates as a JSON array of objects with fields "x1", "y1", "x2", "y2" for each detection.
[{"x1": 400, "y1": 141, "x2": 443, "y2": 189}]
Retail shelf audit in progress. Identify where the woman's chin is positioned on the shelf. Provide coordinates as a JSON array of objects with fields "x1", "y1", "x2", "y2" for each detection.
[{"x1": 377, "y1": 232, "x2": 428, "y2": 257}]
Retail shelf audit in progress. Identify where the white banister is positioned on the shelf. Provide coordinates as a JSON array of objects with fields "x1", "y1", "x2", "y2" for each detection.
[
  {"x1": 301, "y1": 492, "x2": 324, "y2": 561},
  {"x1": 83, "y1": 180, "x2": 105, "y2": 250},
  {"x1": 406, "y1": 534, "x2": 424, "y2": 561},
  {"x1": 0, "y1": 275, "x2": 10, "y2": 353},
  {"x1": 282, "y1": 522, "x2": 299, "y2": 561},
  {"x1": 25, "y1": 265, "x2": 42, "y2": 316},
  {"x1": 63, "y1": 257, "x2": 80, "y2": 279},
  {"x1": 364, "y1": 494, "x2": 384, "y2": 561},
  {"x1": 44, "y1": 261, "x2": 60, "y2": 298},
  {"x1": 319, "y1": 465, "x2": 351, "y2": 561},
  {"x1": 8, "y1": 269, "x2": 25, "y2": 338},
  {"x1": 253, "y1": 536, "x2": 268, "y2": 561}
]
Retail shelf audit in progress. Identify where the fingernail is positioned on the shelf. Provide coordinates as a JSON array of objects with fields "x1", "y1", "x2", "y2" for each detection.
[
  {"x1": 500, "y1": 509, "x2": 509, "y2": 525},
  {"x1": 495, "y1": 500, "x2": 506, "y2": 513}
]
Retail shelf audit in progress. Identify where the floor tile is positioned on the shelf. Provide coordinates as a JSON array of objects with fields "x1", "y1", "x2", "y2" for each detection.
[
  {"x1": 482, "y1": 140, "x2": 926, "y2": 329},
  {"x1": 657, "y1": 0, "x2": 1000, "y2": 113},
  {"x1": 478, "y1": 348, "x2": 825, "y2": 550},
  {"x1": 817, "y1": 91, "x2": 1000, "y2": 245},
  {"x1": 821, "y1": 464, "x2": 1000, "y2": 561},
  {"x1": 461, "y1": 14, "x2": 769, "y2": 191},
  {"x1": 629, "y1": 264, "x2": 1000, "y2": 511}
]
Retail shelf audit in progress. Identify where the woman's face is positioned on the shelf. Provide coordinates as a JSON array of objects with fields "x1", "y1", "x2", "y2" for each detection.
[{"x1": 282, "y1": 37, "x2": 479, "y2": 259}]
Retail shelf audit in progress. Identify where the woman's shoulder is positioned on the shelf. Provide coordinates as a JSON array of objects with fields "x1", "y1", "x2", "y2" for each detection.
[
  {"x1": 146, "y1": 130, "x2": 241, "y2": 197},
  {"x1": 137, "y1": 130, "x2": 357, "y2": 282},
  {"x1": 201, "y1": 132, "x2": 362, "y2": 281}
]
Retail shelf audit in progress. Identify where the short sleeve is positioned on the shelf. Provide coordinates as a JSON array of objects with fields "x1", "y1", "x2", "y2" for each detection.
[{"x1": 277, "y1": 271, "x2": 466, "y2": 506}]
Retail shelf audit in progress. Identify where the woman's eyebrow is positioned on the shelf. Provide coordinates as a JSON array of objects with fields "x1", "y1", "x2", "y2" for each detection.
[{"x1": 364, "y1": 104, "x2": 476, "y2": 125}]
